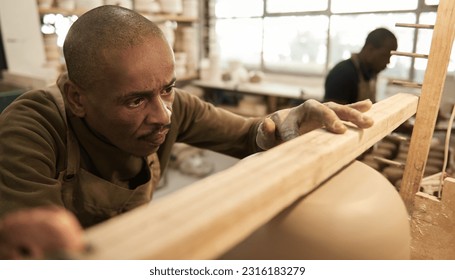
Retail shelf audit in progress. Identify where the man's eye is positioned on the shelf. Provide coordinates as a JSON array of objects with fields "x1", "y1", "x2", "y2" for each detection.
[
  {"x1": 161, "y1": 86, "x2": 174, "y2": 96},
  {"x1": 127, "y1": 98, "x2": 145, "y2": 108}
]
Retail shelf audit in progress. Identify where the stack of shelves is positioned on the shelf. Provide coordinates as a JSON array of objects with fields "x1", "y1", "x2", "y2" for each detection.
[{"x1": 37, "y1": 0, "x2": 201, "y2": 81}]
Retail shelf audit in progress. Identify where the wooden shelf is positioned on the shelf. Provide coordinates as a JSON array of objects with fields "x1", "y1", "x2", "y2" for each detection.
[
  {"x1": 140, "y1": 12, "x2": 198, "y2": 23},
  {"x1": 38, "y1": 7, "x2": 200, "y2": 81},
  {"x1": 38, "y1": 7, "x2": 198, "y2": 23},
  {"x1": 39, "y1": 7, "x2": 88, "y2": 16},
  {"x1": 178, "y1": 73, "x2": 199, "y2": 81}
]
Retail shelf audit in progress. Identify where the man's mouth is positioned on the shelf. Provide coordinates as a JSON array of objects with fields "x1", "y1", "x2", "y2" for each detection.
[
  {"x1": 139, "y1": 125, "x2": 170, "y2": 145},
  {"x1": 144, "y1": 134, "x2": 166, "y2": 146}
]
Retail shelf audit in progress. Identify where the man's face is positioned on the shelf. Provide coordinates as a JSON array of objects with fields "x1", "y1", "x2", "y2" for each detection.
[
  {"x1": 79, "y1": 38, "x2": 176, "y2": 157},
  {"x1": 368, "y1": 38, "x2": 398, "y2": 74}
]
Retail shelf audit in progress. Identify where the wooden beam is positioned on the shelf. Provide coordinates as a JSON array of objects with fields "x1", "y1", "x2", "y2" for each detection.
[
  {"x1": 399, "y1": 0, "x2": 455, "y2": 212},
  {"x1": 411, "y1": 177, "x2": 455, "y2": 259},
  {"x1": 390, "y1": 51, "x2": 429, "y2": 59},
  {"x1": 395, "y1": 23, "x2": 434, "y2": 29},
  {"x1": 391, "y1": 80, "x2": 422, "y2": 89},
  {"x1": 81, "y1": 93, "x2": 418, "y2": 260}
]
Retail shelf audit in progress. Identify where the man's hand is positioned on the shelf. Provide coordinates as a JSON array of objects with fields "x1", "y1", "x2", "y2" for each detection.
[
  {"x1": 256, "y1": 99, "x2": 374, "y2": 150},
  {"x1": 0, "y1": 206, "x2": 86, "y2": 259}
]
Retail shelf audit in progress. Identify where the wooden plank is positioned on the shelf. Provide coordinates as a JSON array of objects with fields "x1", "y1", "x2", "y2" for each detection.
[
  {"x1": 81, "y1": 93, "x2": 418, "y2": 260},
  {"x1": 391, "y1": 80, "x2": 422, "y2": 89},
  {"x1": 400, "y1": 0, "x2": 455, "y2": 212},
  {"x1": 390, "y1": 51, "x2": 429, "y2": 59},
  {"x1": 411, "y1": 177, "x2": 455, "y2": 259},
  {"x1": 395, "y1": 23, "x2": 434, "y2": 29}
]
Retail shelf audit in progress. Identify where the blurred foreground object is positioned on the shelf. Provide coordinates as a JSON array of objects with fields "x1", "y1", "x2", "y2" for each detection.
[{"x1": 0, "y1": 206, "x2": 85, "y2": 259}]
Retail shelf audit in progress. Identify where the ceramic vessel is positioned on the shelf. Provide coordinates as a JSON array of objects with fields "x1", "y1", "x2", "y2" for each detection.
[{"x1": 220, "y1": 160, "x2": 411, "y2": 260}]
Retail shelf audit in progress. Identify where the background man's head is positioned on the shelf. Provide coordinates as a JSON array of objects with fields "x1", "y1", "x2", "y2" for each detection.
[{"x1": 360, "y1": 28, "x2": 398, "y2": 74}]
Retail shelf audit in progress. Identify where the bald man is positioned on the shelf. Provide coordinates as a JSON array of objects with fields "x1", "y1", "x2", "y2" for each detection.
[
  {"x1": 324, "y1": 28, "x2": 398, "y2": 104},
  {"x1": 0, "y1": 5, "x2": 373, "y2": 258}
]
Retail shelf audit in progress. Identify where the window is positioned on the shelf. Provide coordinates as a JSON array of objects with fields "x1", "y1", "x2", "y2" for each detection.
[
  {"x1": 425, "y1": 0, "x2": 439, "y2": 5},
  {"x1": 264, "y1": 16, "x2": 329, "y2": 74},
  {"x1": 330, "y1": 0, "x2": 417, "y2": 13},
  {"x1": 414, "y1": 12, "x2": 455, "y2": 82},
  {"x1": 210, "y1": 0, "x2": 446, "y2": 83},
  {"x1": 215, "y1": 18, "x2": 263, "y2": 66},
  {"x1": 266, "y1": 0, "x2": 328, "y2": 13},
  {"x1": 215, "y1": 0, "x2": 263, "y2": 17}
]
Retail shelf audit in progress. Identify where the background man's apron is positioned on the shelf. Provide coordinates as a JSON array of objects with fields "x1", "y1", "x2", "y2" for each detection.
[{"x1": 351, "y1": 54, "x2": 377, "y2": 103}]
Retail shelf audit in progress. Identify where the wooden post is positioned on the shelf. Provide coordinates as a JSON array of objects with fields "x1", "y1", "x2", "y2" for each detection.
[
  {"x1": 399, "y1": 0, "x2": 455, "y2": 213},
  {"x1": 81, "y1": 93, "x2": 418, "y2": 260},
  {"x1": 411, "y1": 177, "x2": 455, "y2": 259}
]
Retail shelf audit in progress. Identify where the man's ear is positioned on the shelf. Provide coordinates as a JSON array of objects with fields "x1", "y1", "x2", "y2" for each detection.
[
  {"x1": 64, "y1": 81, "x2": 86, "y2": 117},
  {"x1": 363, "y1": 43, "x2": 376, "y2": 54}
]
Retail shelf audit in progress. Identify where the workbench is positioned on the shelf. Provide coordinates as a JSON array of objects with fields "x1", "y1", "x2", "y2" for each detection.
[{"x1": 192, "y1": 79, "x2": 323, "y2": 113}]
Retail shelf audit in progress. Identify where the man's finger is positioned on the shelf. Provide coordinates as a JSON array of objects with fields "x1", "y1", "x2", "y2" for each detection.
[
  {"x1": 272, "y1": 112, "x2": 301, "y2": 141},
  {"x1": 326, "y1": 102, "x2": 374, "y2": 129},
  {"x1": 262, "y1": 117, "x2": 276, "y2": 136},
  {"x1": 256, "y1": 118, "x2": 277, "y2": 150},
  {"x1": 320, "y1": 108, "x2": 347, "y2": 134},
  {"x1": 298, "y1": 100, "x2": 347, "y2": 134},
  {"x1": 347, "y1": 99, "x2": 373, "y2": 112}
]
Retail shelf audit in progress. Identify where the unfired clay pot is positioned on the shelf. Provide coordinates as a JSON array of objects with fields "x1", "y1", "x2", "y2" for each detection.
[{"x1": 220, "y1": 160, "x2": 411, "y2": 260}]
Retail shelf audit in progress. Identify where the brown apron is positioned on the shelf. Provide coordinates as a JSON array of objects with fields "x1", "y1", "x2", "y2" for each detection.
[
  {"x1": 48, "y1": 86, "x2": 161, "y2": 228},
  {"x1": 351, "y1": 54, "x2": 377, "y2": 103}
]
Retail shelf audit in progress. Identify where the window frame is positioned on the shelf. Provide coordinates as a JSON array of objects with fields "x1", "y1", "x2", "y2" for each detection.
[{"x1": 208, "y1": 0, "x2": 439, "y2": 81}]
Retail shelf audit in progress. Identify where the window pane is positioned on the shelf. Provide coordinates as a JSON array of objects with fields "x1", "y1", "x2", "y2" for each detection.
[
  {"x1": 331, "y1": 0, "x2": 417, "y2": 13},
  {"x1": 425, "y1": 0, "x2": 439, "y2": 5},
  {"x1": 215, "y1": 0, "x2": 263, "y2": 18},
  {"x1": 263, "y1": 16, "x2": 329, "y2": 74},
  {"x1": 215, "y1": 18, "x2": 263, "y2": 67},
  {"x1": 414, "y1": 12, "x2": 455, "y2": 83},
  {"x1": 329, "y1": 13, "x2": 416, "y2": 80},
  {"x1": 266, "y1": 0, "x2": 328, "y2": 13},
  {"x1": 414, "y1": 13, "x2": 435, "y2": 82}
]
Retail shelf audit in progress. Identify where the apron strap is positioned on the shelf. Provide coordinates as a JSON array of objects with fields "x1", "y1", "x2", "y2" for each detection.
[
  {"x1": 47, "y1": 85, "x2": 80, "y2": 178},
  {"x1": 351, "y1": 54, "x2": 376, "y2": 103}
]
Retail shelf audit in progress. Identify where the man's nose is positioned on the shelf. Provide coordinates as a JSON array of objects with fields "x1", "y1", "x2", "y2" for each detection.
[{"x1": 146, "y1": 96, "x2": 171, "y2": 125}]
